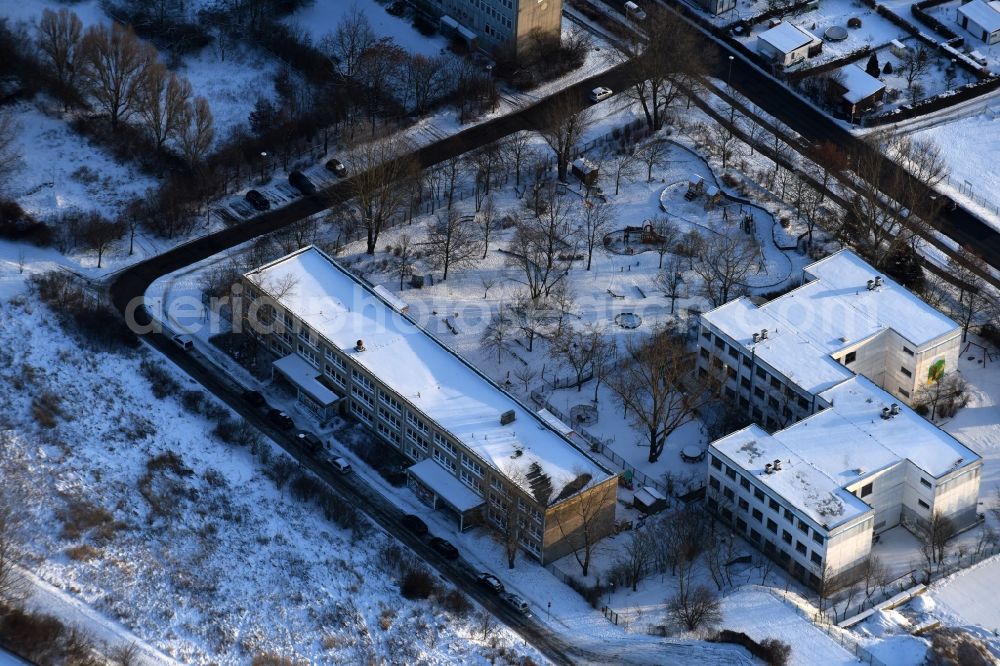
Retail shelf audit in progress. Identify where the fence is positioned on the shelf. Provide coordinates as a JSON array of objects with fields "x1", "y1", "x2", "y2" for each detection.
[{"x1": 942, "y1": 174, "x2": 1000, "y2": 218}]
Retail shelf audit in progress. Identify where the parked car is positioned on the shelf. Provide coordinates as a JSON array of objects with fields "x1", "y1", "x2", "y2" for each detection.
[
  {"x1": 296, "y1": 430, "x2": 323, "y2": 453},
  {"x1": 171, "y1": 334, "x2": 194, "y2": 351},
  {"x1": 589, "y1": 86, "x2": 613, "y2": 103},
  {"x1": 500, "y1": 592, "x2": 531, "y2": 616},
  {"x1": 267, "y1": 408, "x2": 294, "y2": 430},
  {"x1": 242, "y1": 389, "x2": 267, "y2": 408},
  {"x1": 325, "y1": 158, "x2": 347, "y2": 177},
  {"x1": 245, "y1": 189, "x2": 270, "y2": 211},
  {"x1": 330, "y1": 456, "x2": 352, "y2": 473},
  {"x1": 288, "y1": 171, "x2": 317, "y2": 195},
  {"x1": 401, "y1": 514, "x2": 428, "y2": 536},
  {"x1": 624, "y1": 1, "x2": 647, "y2": 20},
  {"x1": 476, "y1": 572, "x2": 504, "y2": 594},
  {"x1": 429, "y1": 537, "x2": 459, "y2": 560},
  {"x1": 386, "y1": 1, "x2": 406, "y2": 16}
]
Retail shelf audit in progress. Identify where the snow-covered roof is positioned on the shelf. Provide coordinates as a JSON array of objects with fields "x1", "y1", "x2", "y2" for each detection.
[
  {"x1": 408, "y1": 459, "x2": 485, "y2": 512},
  {"x1": 836, "y1": 64, "x2": 886, "y2": 105},
  {"x1": 273, "y1": 352, "x2": 339, "y2": 405},
  {"x1": 959, "y1": 0, "x2": 1000, "y2": 33},
  {"x1": 372, "y1": 285, "x2": 407, "y2": 313},
  {"x1": 758, "y1": 22, "x2": 820, "y2": 54},
  {"x1": 702, "y1": 250, "x2": 960, "y2": 394},
  {"x1": 246, "y1": 247, "x2": 613, "y2": 505},
  {"x1": 712, "y1": 424, "x2": 873, "y2": 530}
]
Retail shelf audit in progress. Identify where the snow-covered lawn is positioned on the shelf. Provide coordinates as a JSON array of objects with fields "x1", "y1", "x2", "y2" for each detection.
[{"x1": 930, "y1": 554, "x2": 1000, "y2": 632}]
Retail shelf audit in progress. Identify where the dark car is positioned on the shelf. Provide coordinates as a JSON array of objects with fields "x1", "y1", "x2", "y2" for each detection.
[
  {"x1": 267, "y1": 408, "x2": 294, "y2": 430},
  {"x1": 429, "y1": 536, "x2": 458, "y2": 560},
  {"x1": 325, "y1": 158, "x2": 347, "y2": 177},
  {"x1": 386, "y1": 1, "x2": 406, "y2": 16},
  {"x1": 401, "y1": 514, "x2": 428, "y2": 536},
  {"x1": 245, "y1": 189, "x2": 270, "y2": 211},
  {"x1": 288, "y1": 171, "x2": 317, "y2": 196},
  {"x1": 476, "y1": 572, "x2": 504, "y2": 594},
  {"x1": 242, "y1": 389, "x2": 266, "y2": 408},
  {"x1": 296, "y1": 430, "x2": 323, "y2": 453}
]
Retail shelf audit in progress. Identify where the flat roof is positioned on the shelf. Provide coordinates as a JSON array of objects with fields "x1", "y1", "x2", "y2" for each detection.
[
  {"x1": 273, "y1": 352, "x2": 339, "y2": 405},
  {"x1": 246, "y1": 247, "x2": 613, "y2": 505},
  {"x1": 959, "y1": 0, "x2": 1000, "y2": 33},
  {"x1": 409, "y1": 459, "x2": 485, "y2": 512},
  {"x1": 702, "y1": 250, "x2": 960, "y2": 394},
  {"x1": 758, "y1": 22, "x2": 819, "y2": 53},
  {"x1": 712, "y1": 425, "x2": 872, "y2": 529},
  {"x1": 837, "y1": 64, "x2": 886, "y2": 104}
]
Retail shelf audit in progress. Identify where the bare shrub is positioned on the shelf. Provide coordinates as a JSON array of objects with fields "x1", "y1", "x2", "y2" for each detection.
[
  {"x1": 289, "y1": 472, "x2": 323, "y2": 502},
  {"x1": 65, "y1": 544, "x2": 100, "y2": 561},
  {"x1": 58, "y1": 499, "x2": 115, "y2": 541},
  {"x1": 376, "y1": 542, "x2": 405, "y2": 576},
  {"x1": 0, "y1": 606, "x2": 100, "y2": 665},
  {"x1": 436, "y1": 588, "x2": 472, "y2": 619},
  {"x1": 31, "y1": 391, "x2": 64, "y2": 429},
  {"x1": 250, "y1": 655, "x2": 294, "y2": 666},
  {"x1": 666, "y1": 584, "x2": 721, "y2": 632},
  {"x1": 139, "y1": 359, "x2": 180, "y2": 399},
  {"x1": 264, "y1": 457, "x2": 297, "y2": 490},
  {"x1": 180, "y1": 390, "x2": 204, "y2": 413},
  {"x1": 400, "y1": 568, "x2": 437, "y2": 600}
]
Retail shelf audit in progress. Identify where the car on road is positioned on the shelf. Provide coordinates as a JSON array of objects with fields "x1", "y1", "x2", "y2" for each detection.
[
  {"x1": 288, "y1": 171, "x2": 317, "y2": 195},
  {"x1": 624, "y1": 1, "x2": 647, "y2": 20},
  {"x1": 401, "y1": 514, "x2": 428, "y2": 536},
  {"x1": 330, "y1": 456, "x2": 352, "y2": 473},
  {"x1": 589, "y1": 86, "x2": 613, "y2": 103},
  {"x1": 171, "y1": 334, "x2": 194, "y2": 351},
  {"x1": 296, "y1": 430, "x2": 323, "y2": 453},
  {"x1": 429, "y1": 536, "x2": 459, "y2": 560},
  {"x1": 500, "y1": 592, "x2": 531, "y2": 616},
  {"x1": 325, "y1": 158, "x2": 347, "y2": 177},
  {"x1": 245, "y1": 189, "x2": 270, "y2": 211},
  {"x1": 476, "y1": 572, "x2": 504, "y2": 593},
  {"x1": 242, "y1": 389, "x2": 267, "y2": 408},
  {"x1": 267, "y1": 408, "x2": 294, "y2": 430}
]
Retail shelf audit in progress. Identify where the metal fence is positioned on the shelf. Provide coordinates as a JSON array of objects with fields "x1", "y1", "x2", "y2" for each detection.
[{"x1": 942, "y1": 174, "x2": 1000, "y2": 218}]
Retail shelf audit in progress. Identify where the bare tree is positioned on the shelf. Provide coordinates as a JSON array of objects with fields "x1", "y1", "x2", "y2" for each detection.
[
  {"x1": 390, "y1": 234, "x2": 417, "y2": 290},
  {"x1": 923, "y1": 512, "x2": 956, "y2": 568},
  {"x1": 655, "y1": 255, "x2": 685, "y2": 314},
  {"x1": 513, "y1": 364, "x2": 537, "y2": 391},
  {"x1": 861, "y1": 553, "x2": 888, "y2": 605},
  {"x1": 79, "y1": 22, "x2": 155, "y2": 129},
  {"x1": 948, "y1": 250, "x2": 995, "y2": 341},
  {"x1": 0, "y1": 494, "x2": 25, "y2": 605},
  {"x1": 666, "y1": 583, "x2": 721, "y2": 632},
  {"x1": 899, "y1": 46, "x2": 931, "y2": 94},
  {"x1": 345, "y1": 134, "x2": 418, "y2": 254},
  {"x1": 138, "y1": 62, "x2": 191, "y2": 150},
  {"x1": 510, "y1": 291, "x2": 546, "y2": 352},
  {"x1": 550, "y1": 323, "x2": 604, "y2": 391},
  {"x1": 507, "y1": 184, "x2": 575, "y2": 299},
  {"x1": 480, "y1": 309, "x2": 513, "y2": 364},
  {"x1": 480, "y1": 275, "x2": 498, "y2": 299},
  {"x1": 693, "y1": 232, "x2": 758, "y2": 308},
  {"x1": 475, "y1": 195, "x2": 501, "y2": 259},
  {"x1": 468, "y1": 141, "x2": 503, "y2": 208},
  {"x1": 176, "y1": 96, "x2": 214, "y2": 168},
  {"x1": 405, "y1": 53, "x2": 445, "y2": 115},
  {"x1": 422, "y1": 208, "x2": 482, "y2": 280},
  {"x1": 618, "y1": 527, "x2": 656, "y2": 591},
  {"x1": 500, "y1": 131, "x2": 536, "y2": 189},
  {"x1": 609, "y1": 328, "x2": 715, "y2": 463},
  {"x1": 536, "y1": 98, "x2": 593, "y2": 182},
  {"x1": 322, "y1": 3, "x2": 375, "y2": 79},
  {"x1": 652, "y1": 216, "x2": 679, "y2": 269},
  {"x1": 915, "y1": 374, "x2": 969, "y2": 421},
  {"x1": 553, "y1": 479, "x2": 616, "y2": 577},
  {"x1": 636, "y1": 138, "x2": 669, "y2": 182},
  {"x1": 80, "y1": 213, "x2": 125, "y2": 268},
  {"x1": 36, "y1": 8, "x2": 83, "y2": 93},
  {"x1": 608, "y1": 149, "x2": 639, "y2": 195},
  {"x1": 704, "y1": 121, "x2": 741, "y2": 170},
  {"x1": 0, "y1": 110, "x2": 23, "y2": 193},
  {"x1": 579, "y1": 196, "x2": 615, "y2": 270}
]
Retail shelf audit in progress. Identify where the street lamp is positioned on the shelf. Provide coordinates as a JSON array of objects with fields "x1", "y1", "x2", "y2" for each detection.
[
  {"x1": 259, "y1": 151, "x2": 268, "y2": 182},
  {"x1": 608, "y1": 581, "x2": 615, "y2": 604},
  {"x1": 728, "y1": 56, "x2": 736, "y2": 122},
  {"x1": 727, "y1": 55, "x2": 735, "y2": 89}
]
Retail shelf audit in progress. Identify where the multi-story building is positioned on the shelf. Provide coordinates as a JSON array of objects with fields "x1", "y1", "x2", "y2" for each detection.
[
  {"x1": 700, "y1": 250, "x2": 981, "y2": 590},
  {"x1": 240, "y1": 246, "x2": 617, "y2": 564},
  {"x1": 416, "y1": 0, "x2": 562, "y2": 55}
]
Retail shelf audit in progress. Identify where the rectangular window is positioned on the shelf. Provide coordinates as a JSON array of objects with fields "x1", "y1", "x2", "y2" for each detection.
[
  {"x1": 754, "y1": 387, "x2": 765, "y2": 399},
  {"x1": 459, "y1": 468, "x2": 483, "y2": 493},
  {"x1": 461, "y1": 454, "x2": 484, "y2": 478},
  {"x1": 752, "y1": 407, "x2": 763, "y2": 420},
  {"x1": 812, "y1": 532, "x2": 824, "y2": 545},
  {"x1": 918, "y1": 499, "x2": 930, "y2": 510},
  {"x1": 899, "y1": 388, "x2": 910, "y2": 398},
  {"x1": 782, "y1": 530, "x2": 792, "y2": 545},
  {"x1": 754, "y1": 488, "x2": 764, "y2": 501},
  {"x1": 709, "y1": 476, "x2": 720, "y2": 490},
  {"x1": 702, "y1": 328, "x2": 712, "y2": 341},
  {"x1": 351, "y1": 385, "x2": 374, "y2": 407},
  {"x1": 767, "y1": 518, "x2": 778, "y2": 533},
  {"x1": 860, "y1": 482, "x2": 873, "y2": 498},
  {"x1": 798, "y1": 397, "x2": 810, "y2": 411},
  {"x1": 797, "y1": 520, "x2": 809, "y2": 535},
  {"x1": 377, "y1": 389, "x2": 401, "y2": 413},
  {"x1": 406, "y1": 428, "x2": 429, "y2": 451},
  {"x1": 723, "y1": 487, "x2": 735, "y2": 500},
  {"x1": 844, "y1": 351, "x2": 856, "y2": 365},
  {"x1": 920, "y1": 478, "x2": 932, "y2": 489},
  {"x1": 727, "y1": 366, "x2": 737, "y2": 380},
  {"x1": 740, "y1": 377, "x2": 751, "y2": 389},
  {"x1": 756, "y1": 367, "x2": 766, "y2": 380},
  {"x1": 749, "y1": 528, "x2": 761, "y2": 543},
  {"x1": 900, "y1": 366, "x2": 912, "y2": 378},
  {"x1": 325, "y1": 347, "x2": 346, "y2": 370},
  {"x1": 738, "y1": 498, "x2": 749, "y2": 511},
  {"x1": 725, "y1": 468, "x2": 737, "y2": 481},
  {"x1": 903, "y1": 346, "x2": 914, "y2": 356},
  {"x1": 810, "y1": 552, "x2": 822, "y2": 566},
  {"x1": 700, "y1": 348, "x2": 710, "y2": 360},
  {"x1": 433, "y1": 448, "x2": 457, "y2": 472},
  {"x1": 728, "y1": 344, "x2": 738, "y2": 359},
  {"x1": 351, "y1": 369, "x2": 374, "y2": 392},
  {"x1": 795, "y1": 541, "x2": 807, "y2": 555},
  {"x1": 769, "y1": 498, "x2": 779, "y2": 511},
  {"x1": 725, "y1": 387, "x2": 737, "y2": 400},
  {"x1": 434, "y1": 433, "x2": 457, "y2": 456},
  {"x1": 742, "y1": 355, "x2": 751, "y2": 368},
  {"x1": 377, "y1": 406, "x2": 400, "y2": 429},
  {"x1": 711, "y1": 455, "x2": 722, "y2": 471},
  {"x1": 736, "y1": 517, "x2": 748, "y2": 531},
  {"x1": 770, "y1": 376, "x2": 781, "y2": 390},
  {"x1": 752, "y1": 508, "x2": 763, "y2": 522},
  {"x1": 324, "y1": 366, "x2": 346, "y2": 388},
  {"x1": 784, "y1": 509, "x2": 794, "y2": 522},
  {"x1": 740, "y1": 477, "x2": 750, "y2": 490},
  {"x1": 768, "y1": 396, "x2": 779, "y2": 409},
  {"x1": 715, "y1": 336, "x2": 725, "y2": 350}
]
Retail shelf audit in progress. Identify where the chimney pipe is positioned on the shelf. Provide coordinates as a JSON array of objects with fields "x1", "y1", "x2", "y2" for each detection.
[
  {"x1": 355, "y1": 339, "x2": 365, "y2": 351},
  {"x1": 890, "y1": 403, "x2": 900, "y2": 416}
]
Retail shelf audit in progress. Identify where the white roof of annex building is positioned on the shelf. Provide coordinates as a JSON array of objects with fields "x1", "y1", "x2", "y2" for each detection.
[
  {"x1": 759, "y1": 22, "x2": 820, "y2": 53},
  {"x1": 701, "y1": 250, "x2": 960, "y2": 394},
  {"x1": 960, "y1": 0, "x2": 1000, "y2": 33},
  {"x1": 837, "y1": 64, "x2": 886, "y2": 104},
  {"x1": 245, "y1": 246, "x2": 613, "y2": 505}
]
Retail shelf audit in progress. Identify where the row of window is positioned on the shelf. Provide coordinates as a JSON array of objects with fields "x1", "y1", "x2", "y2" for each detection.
[{"x1": 709, "y1": 497, "x2": 824, "y2": 569}]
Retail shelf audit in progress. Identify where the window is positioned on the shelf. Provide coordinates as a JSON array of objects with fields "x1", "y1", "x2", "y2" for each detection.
[
  {"x1": 902, "y1": 346, "x2": 914, "y2": 356},
  {"x1": 754, "y1": 488, "x2": 764, "y2": 502},
  {"x1": 920, "y1": 477, "x2": 932, "y2": 489},
  {"x1": 351, "y1": 385, "x2": 374, "y2": 407},
  {"x1": 767, "y1": 518, "x2": 778, "y2": 533},
  {"x1": 434, "y1": 433, "x2": 457, "y2": 457},
  {"x1": 351, "y1": 369, "x2": 374, "y2": 392},
  {"x1": 797, "y1": 520, "x2": 809, "y2": 535},
  {"x1": 725, "y1": 468, "x2": 737, "y2": 481},
  {"x1": 725, "y1": 387, "x2": 736, "y2": 400},
  {"x1": 798, "y1": 397, "x2": 810, "y2": 411},
  {"x1": 728, "y1": 344, "x2": 738, "y2": 359},
  {"x1": 433, "y1": 448, "x2": 457, "y2": 472},
  {"x1": 700, "y1": 348, "x2": 710, "y2": 360},
  {"x1": 782, "y1": 530, "x2": 792, "y2": 545},
  {"x1": 711, "y1": 455, "x2": 722, "y2": 471},
  {"x1": 325, "y1": 347, "x2": 347, "y2": 370},
  {"x1": 749, "y1": 528, "x2": 761, "y2": 543},
  {"x1": 784, "y1": 508, "x2": 794, "y2": 522},
  {"x1": 918, "y1": 499, "x2": 930, "y2": 510},
  {"x1": 740, "y1": 377, "x2": 751, "y2": 389},
  {"x1": 406, "y1": 428, "x2": 429, "y2": 451},
  {"x1": 378, "y1": 389, "x2": 401, "y2": 413},
  {"x1": 742, "y1": 355, "x2": 752, "y2": 368},
  {"x1": 782, "y1": 406, "x2": 792, "y2": 418},
  {"x1": 738, "y1": 498, "x2": 749, "y2": 511},
  {"x1": 377, "y1": 406, "x2": 400, "y2": 429},
  {"x1": 795, "y1": 541, "x2": 807, "y2": 555},
  {"x1": 709, "y1": 476, "x2": 720, "y2": 490},
  {"x1": 702, "y1": 328, "x2": 712, "y2": 341},
  {"x1": 752, "y1": 508, "x2": 763, "y2": 522},
  {"x1": 740, "y1": 397, "x2": 750, "y2": 409},
  {"x1": 752, "y1": 407, "x2": 763, "y2": 420},
  {"x1": 462, "y1": 454, "x2": 484, "y2": 478},
  {"x1": 727, "y1": 367, "x2": 737, "y2": 380},
  {"x1": 860, "y1": 482, "x2": 873, "y2": 498},
  {"x1": 756, "y1": 367, "x2": 766, "y2": 380},
  {"x1": 715, "y1": 336, "x2": 725, "y2": 350},
  {"x1": 769, "y1": 499, "x2": 779, "y2": 512},
  {"x1": 844, "y1": 351, "x2": 856, "y2": 365},
  {"x1": 738, "y1": 478, "x2": 749, "y2": 491},
  {"x1": 900, "y1": 366, "x2": 912, "y2": 378},
  {"x1": 770, "y1": 376, "x2": 781, "y2": 390},
  {"x1": 736, "y1": 517, "x2": 748, "y2": 531},
  {"x1": 899, "y1": 388, "x2": 910, "y2": 398},
  {"x1": 324, "y1": 366, "x2": 346, "y2": 388},
  {"x1": 810, "y1": 552, "x2": 823, "y2": 566},
  {"x1": 754, "y1": 387, "x2": 765, "y2": 399},
  {"x1": 406, "y1": 412, "x2": 429, "y2": 434},
  {"x1": 723, "y1": 487, "x2": 735, "y2": 500},
  {"x1": 768, "y1": 396, "x2": 779, "y2": 409},
  {"x1": 460, "y1": 468, "x2": 483, "y2": 493},
  {"x1": 812, "y1": 532, "x2": 824, "y2": 545},
  {"x1": 297, "y1": 344, "x2": 318, "y2": 368}
]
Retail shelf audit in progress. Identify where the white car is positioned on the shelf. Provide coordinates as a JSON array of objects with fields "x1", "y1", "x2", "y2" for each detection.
[
  {"x1": 500, "y1": 592, "x2": 532, "y2": 616},
  {"x1": 589, "y1": 86, "x2": 613, "y2": 103}
]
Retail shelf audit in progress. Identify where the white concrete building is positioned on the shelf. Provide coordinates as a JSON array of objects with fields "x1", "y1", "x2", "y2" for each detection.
[
  {"x1": 240, "y1": 246, "x2": 618, "y2": 563},
  {"x1": 958, "y1": 0, "x2": 1000, "y2": 45},
  {"x1": 756, "y1": 22, "x2": 822, "y2": 67},
  {"x1": 701, "y1": 250, "x2": 980, "y2": 590},
  {"x1": 709, "y1": 377, "x2": 982, "y2": 590},
  {"x1": 418, "y1": 0, "x2": 562, "y2": 55}
]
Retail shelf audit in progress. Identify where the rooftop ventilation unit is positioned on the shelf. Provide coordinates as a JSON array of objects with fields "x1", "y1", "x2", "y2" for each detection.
[
  {"x1": 752, "y1": 332, "x2": 761, "y2": 343},
  {"x1": 880, "y1": 407, "x2": 892, "y2": 419},
  {"x1": 867, "y1": 279, "x2": 875, "y2": 291},
  {"x1": 511, "y1": 448, "x2": 523, "y2": 459},
  {"x1": 355, "y1": 339, "x2": 365, "y2": 352},
  {"x1": 500, "y1": 409, "x2": 516, "y2": 426},
  {"x1": 772, "y1": 459, "x2": 782, "y2": 471},
  {"x1": 760, "y1": 329, "x2": 769, "y2": 340},
  {"x1": 875, "y1": 276, "x2": 883, "y2": 288},
  {"x1": 890, "y1": 403, "x2": 900, "y2": 416},
  {"x1": 764, "y1": 462, "x2": 774, "y2": 474}
]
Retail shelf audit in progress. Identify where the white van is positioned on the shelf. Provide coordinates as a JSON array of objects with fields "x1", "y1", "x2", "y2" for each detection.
[
  {"x1": 624, "y1": 1, "x2": 647, "y2": 20},
  {"x1": 172, "y1": 334, "x2": 194, "y2": 351},
  {"x1": 589, "y1": 86, "x2": 613, "y2": 103},
  {"x1": 330, "y1": 456, "x2": 352, "y2": 474}
]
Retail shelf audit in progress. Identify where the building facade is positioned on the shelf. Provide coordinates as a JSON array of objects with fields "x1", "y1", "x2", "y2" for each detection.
[
  {"x1": 700, "y1": 251, "x2": 980, "y2": 590},
  {"x1": 958, "y1": 0, "x2": 1000, "y2": 45},
  {"x1": 756, "y1": 22, "x2": 822, "y2": 67},
  {"x1": 416, "y1": 0, "x2": 562, "y2": 55},
  {"x1": 240, "y1": 246, "x2": 617, "y2": 564}
]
